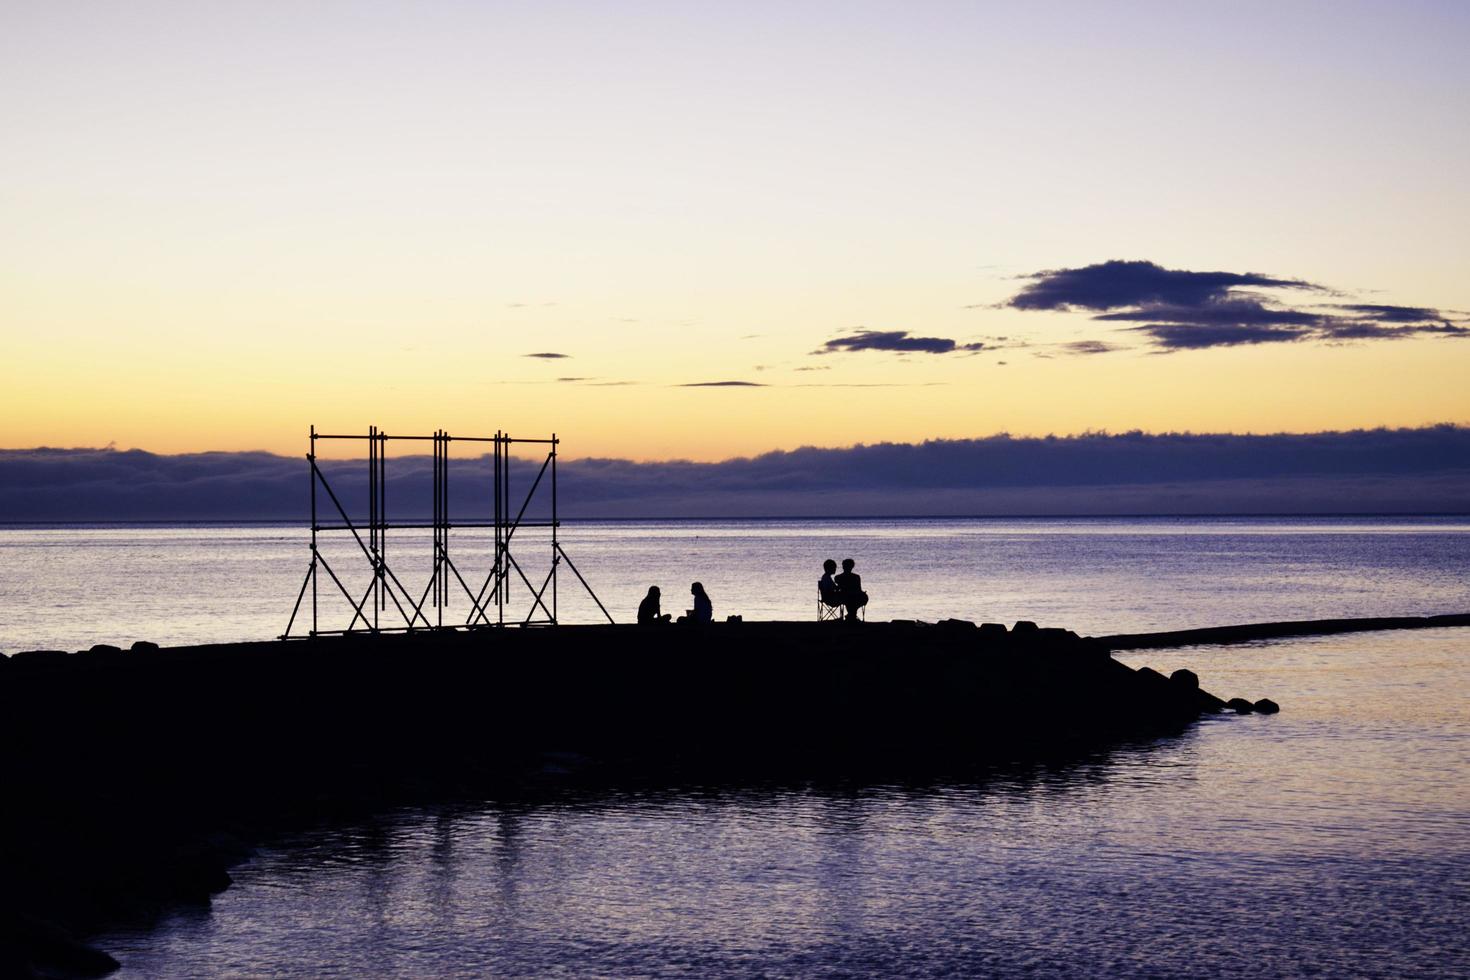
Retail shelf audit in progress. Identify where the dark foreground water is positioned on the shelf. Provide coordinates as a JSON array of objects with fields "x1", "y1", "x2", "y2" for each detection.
[
  {"x1": 92, "y1": 628, "x2": 1469, "y2": 978},
  {"x1": 4, "y1": 518, "x2": 1466, "y2": 976}
]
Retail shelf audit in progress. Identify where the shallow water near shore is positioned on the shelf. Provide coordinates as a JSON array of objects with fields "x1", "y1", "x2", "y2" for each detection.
[{"x1": 94, "y1": 628, "x2": 1469, "y2": 978}]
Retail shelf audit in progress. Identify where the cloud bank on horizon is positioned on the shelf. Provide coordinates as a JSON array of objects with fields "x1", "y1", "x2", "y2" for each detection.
[{"x1": 3, "y1": 425, "x2": 1467, "y2": 522}]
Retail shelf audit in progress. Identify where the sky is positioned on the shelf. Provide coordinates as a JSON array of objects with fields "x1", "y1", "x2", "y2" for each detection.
[{"x1": 3, "y1": 1, "x2": 1468, "y2": 462}]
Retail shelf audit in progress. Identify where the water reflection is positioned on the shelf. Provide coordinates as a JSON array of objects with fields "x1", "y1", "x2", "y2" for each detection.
[
  {"x1": 101, "y1": 734, "x2": 1199, "y2": 976},
  {"x1": 96, "y1": 631, "x2": 1470, "y2": 978}
]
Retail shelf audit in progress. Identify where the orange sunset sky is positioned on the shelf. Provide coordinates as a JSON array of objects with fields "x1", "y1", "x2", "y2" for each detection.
[{"x1": 3, "y1": 2, "x2": 1467, "y2": 461}]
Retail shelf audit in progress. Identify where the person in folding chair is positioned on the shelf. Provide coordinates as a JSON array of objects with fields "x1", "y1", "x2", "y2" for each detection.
[
  {"x1": 818, "y1": 558, "x2": 845, "y2": 621},
  {"x1": 834, "y1": 557, "x2": 868, "y2": 622}
]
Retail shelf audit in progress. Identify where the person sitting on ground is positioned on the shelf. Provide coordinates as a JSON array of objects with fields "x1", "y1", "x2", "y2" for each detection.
[
  {"x1": 819, "y1": 559, "x2": 843, "y2": 609},
  {"x1": 689, "y1": 581, "x2": 713, "y2": 624},
  {"x1": 637, "y1": 585, "x2": 671, "y2": 625},
  {"x1": 834, "y1": 558, "x2": 868, "y2": 621}
]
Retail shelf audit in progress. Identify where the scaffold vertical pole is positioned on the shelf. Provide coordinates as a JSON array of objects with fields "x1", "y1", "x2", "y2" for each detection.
[
  {"x1": 440, "y1": 429, "x2": 448, "y2": 627},
  {"x1": 433, "y1": 429, "x2": 441, "y2": 626},
  {"x1": 369, "y1": 425, "x2": 377, "y2": 632},
  {"x1": 385, "y1": 429, "x2": 391, "y2": 614},
  {"x1": 310, "y1": 424, "x2": 318, "y2": 637},
  {"x1": 506, "y1": 432, "x2": 513, "y2": 623},
  {"x1": 492, "y1": 431, "x2": 499, "y2": 627},
  {"x1": 497, "y1": 431, "x2": 505, "y2": 626}
]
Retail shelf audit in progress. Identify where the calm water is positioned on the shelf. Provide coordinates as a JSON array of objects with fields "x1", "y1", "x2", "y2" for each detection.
[
  {"x1": 5, "y1": 518, "x2": 1469, "y2": 976},
  {"x1": 94, "y1": 629, "x2": 1470, "y2": 978},
  {"x1": 2, "y1": 516, "x2": 1469, "y2": 650}
]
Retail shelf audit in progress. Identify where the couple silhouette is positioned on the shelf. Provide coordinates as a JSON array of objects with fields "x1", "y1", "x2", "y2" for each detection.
[
  {"x1": 819, "y1": 558, "x2": 868, "y2": 622},
  {"x1": 638, "y1": 582, "x2": 712, "y2": 625}
]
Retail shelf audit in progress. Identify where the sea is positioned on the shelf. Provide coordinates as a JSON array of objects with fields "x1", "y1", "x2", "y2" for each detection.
[{"x1": 3, "y1": 517, "x2": 1468, "y2": 978}]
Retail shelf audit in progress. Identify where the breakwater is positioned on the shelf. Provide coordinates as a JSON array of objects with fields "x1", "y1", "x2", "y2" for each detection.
[
  {"x1": 1101, "y1": 612, "x2": 1470, "y2": 650},
  {"x1": 1, "y1": 620, "x2": 1262, "y2": 976}
]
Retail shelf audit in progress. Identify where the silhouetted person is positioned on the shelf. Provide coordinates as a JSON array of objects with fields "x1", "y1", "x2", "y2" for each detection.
[
  {"x1": 638, "y1": 585, "x2": 670, "y2": 625},
  {"x1": 834, "y1": 558, "x2": 868, "y2": 621},
  {"x1": 689, "y1": 581, "x2": 713, "y2": 624},
  {"x1": 819, "y1": 559, "x2": 842, "y2": 609}
]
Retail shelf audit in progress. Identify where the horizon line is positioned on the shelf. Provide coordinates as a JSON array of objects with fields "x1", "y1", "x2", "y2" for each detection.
[{"x1": 4, "y1": 512, "x2": 1469, "y2": 528}]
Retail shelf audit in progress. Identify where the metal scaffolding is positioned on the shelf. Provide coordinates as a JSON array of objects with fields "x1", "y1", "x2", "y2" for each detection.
[{"x1": 282, "y1": 426, "x2": 613, "y2": 638}]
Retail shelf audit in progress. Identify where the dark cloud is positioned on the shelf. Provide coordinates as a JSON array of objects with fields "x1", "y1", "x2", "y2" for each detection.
[
  {"x1": 679, "y1": 381, "x2": 767, "y2": 387},
  {"x1": 2, "y1": 426, "x2": 1467, "y2": 520},
  {"x1": 556, "y1": 377, "x2": 591, "y2": 382},
  {"x1": 1320, "y1": 322, "x2": 1468, "y2": 341},
  {"x1": 1093, "y1": 296, "x2": 1322, "y2": 328},
  {"x1": 817, "y1": 329, "x2": 987, "y2": 355},
  {"x1": 1332, "y1": 303, "x2": 1447, "y2": 323},
  {"x1": 1008, "y1": 260, "x2": 1318, "y2": 311},
  {"x1": 1131, "y1": 324, "x2": 1309, "y2": 350},
  {"x1": 1060, "y1": 340, "x2": 1121, "y2": 355},
  {"x1": 524, "y1": 352, "x2": 569, "y2": 359},
  {"x1": 1094, "y1": 296, "x2": 1319, "y2": 348},
  {"x1": 1317, "y1": 304, "x2": 1468, "y2": 341},
  {"x1": 1009, "y1": 260, "x2": 1466, "y2": 352}
]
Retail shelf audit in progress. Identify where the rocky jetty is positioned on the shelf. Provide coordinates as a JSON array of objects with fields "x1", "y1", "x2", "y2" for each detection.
[
  {"x1": 1, "y1": 620, "x2": 1260, "y2": 976},
  {"x1": 1100, "y1": 612, "x2": 1470, "y2": 650}
]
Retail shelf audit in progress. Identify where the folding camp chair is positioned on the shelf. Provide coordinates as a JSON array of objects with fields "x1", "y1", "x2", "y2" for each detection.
[{"x1": 818, "y1": 591, "x2": 863, "y2": 621}]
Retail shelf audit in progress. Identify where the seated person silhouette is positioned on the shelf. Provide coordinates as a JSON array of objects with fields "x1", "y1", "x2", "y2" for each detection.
[
  {"x1": 686, "y1": 581, "x2": 713, "y2": 624},
  {"x1": 819, "y1": 559, "x2": 843, "y2": 610},
  {"x1": 637, "y1": 585, "x2": 671, "y2": 625},
  {"x1": 834, "y1": 558, "x2": 868, "y2": 621}
]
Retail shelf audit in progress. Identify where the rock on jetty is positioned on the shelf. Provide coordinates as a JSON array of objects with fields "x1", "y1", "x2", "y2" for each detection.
[{"x1": 1, "y1": 620, "x2": 1257, "y2": 975}]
